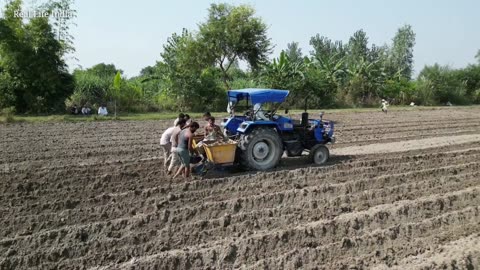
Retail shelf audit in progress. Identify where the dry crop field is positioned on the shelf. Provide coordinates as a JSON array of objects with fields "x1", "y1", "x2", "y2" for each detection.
[{"x1": 1, "y1": 107, "x2": 480, "y2": 269}]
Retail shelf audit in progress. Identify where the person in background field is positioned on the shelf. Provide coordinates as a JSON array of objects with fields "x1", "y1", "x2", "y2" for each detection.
[
  {"x1": 167, "y1": 119, "x2": 186, "y2": 175},
  {"x1": 160, "y1": 125, "x2": 175, "y2": 168},
  {"x1": 98, "y1": 104, "x2": 108, "y2": 116},
  {"x1": 174, "y1": 113, "x2": 185, "y2": 127},
  {"x1": 81, "y1": 104, "x2": 91, "y2": 115},
  {"x1": 381, "y1": 99, "x2": 389, "y2": 114},
  {"x1": 71, "y1": 104, "x2": 79, "y2": 115},
  {"x1": 173, "y1": 122, "x2": 200, "y2": 179}
]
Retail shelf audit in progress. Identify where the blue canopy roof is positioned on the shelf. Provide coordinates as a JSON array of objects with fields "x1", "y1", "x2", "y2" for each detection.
[{"x1": 227, "y1": 88, "x2": 290, "y2": 104}]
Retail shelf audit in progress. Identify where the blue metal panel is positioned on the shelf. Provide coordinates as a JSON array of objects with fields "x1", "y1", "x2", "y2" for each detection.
[
  {"x1": 222, "y1": 116, "x2": 246, "y2": 135},
  {"x1": 236, "y1": 121, "x2": 279, "y2": 134},
  {"x1": 273, "y1": 115, "x2": 294, "y2": 131},
  {"x1": 314, "y1": 125, "x2": 325, "y2": 142}
]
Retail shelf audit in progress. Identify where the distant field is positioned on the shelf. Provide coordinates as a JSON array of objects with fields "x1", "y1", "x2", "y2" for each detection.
[{"x1": 1, "y1": 105, "x2": 478, "y2": 124}]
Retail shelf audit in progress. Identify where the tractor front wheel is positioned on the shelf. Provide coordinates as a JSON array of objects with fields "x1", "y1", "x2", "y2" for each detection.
[
  {"x1": 310, "y1": 144, "x2": 329, "y2": 165},
  {"x1": 238, "y1": 128, "x2": 282, "y2": 170}
]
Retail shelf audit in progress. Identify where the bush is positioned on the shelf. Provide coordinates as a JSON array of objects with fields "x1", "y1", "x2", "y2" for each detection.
[
  {"x1": 1, "y1": 106, "x2": 16, "y2": 123},
  {"x1": 383, "y1": 79, "x2": 416, "y2": 105},
  {"x1": 475, "y1": 89, "x2": 480, "y2": 103},
  {"x1": 417, "y1": 64, "x2": 469, "y2": 105}
]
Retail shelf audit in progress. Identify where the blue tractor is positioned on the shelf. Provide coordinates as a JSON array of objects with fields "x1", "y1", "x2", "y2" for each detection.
[{"x1": 221, "y1": 88, "x2": 335, "y2": 170}]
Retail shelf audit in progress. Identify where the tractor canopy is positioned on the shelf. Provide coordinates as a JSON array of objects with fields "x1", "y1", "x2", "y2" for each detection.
[{"x1": 227, "y1": 88, "x2": 290, "y2": 105}]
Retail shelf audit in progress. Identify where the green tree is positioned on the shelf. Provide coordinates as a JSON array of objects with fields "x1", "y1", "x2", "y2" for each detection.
[
  {"x1": 309, "y1": 35, "x2": 347, "y2": 94},
  {"x1": 67, "y1": 63, "x2": 122, "y2": 110},
  {"x1": 89, "y1": 63, "x2": 123, "y2": 78},
  {"x1": 198, "y1": 3, "x2": 272, "y2": 89},
  {"x1": 135, "y1": 63, "x2": 166, "y2": 104},
  {"x1": 0, "y1": 0, "x2": 74, "y2": 113},
  {"x1": 347, "y1": 29, "x2": 369, "y2": 63},
  {"x1": 40, "y1": 0, "x2": 77, "y2": 58},
  {"x1": 285, "y1": 42, "x2": 303, "y2": 64},
  {"x1": 388, "y1": 25, "x2": 416, "y2": 80},
  {"x1": 262, "y1": 51, "x2": 305, "y2": 90},
  {"x1": 160, "y1": 30, "x2": 225, "y2": 111},
  {"x1": 310, "y1": 35, "x2": 346, "y2": 65},
  {"x1": 383, "y1": 78, "x2": 416, "y2": 104},
  {"x1": 455, "y1": 64, "x2": 480, "y2": 103},
  {"x1": 417, "y1": 64, "x2": 467, "y2": 105}
]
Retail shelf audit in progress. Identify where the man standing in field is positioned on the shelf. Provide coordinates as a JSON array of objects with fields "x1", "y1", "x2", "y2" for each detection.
[
  {"x1": 381, "y1": 99, "x2": 389, "y2": 114},
  {"x1": 173, "y1": 122, "x2": 200, "y2": 179},
  {"x1": 160, "y1": 126, "x2": 175, "y2": 168},
  {"x1": 167, "y1": 119, "x2": 186, "y2": 175}
]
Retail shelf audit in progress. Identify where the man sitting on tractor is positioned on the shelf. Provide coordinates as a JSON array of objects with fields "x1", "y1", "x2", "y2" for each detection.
[
  {"x1": 253, "y1": 103, "x2": 269, "y2": 121},
  {"x1": 204, "y1": 116, "x2": 225, "y2": 141}
]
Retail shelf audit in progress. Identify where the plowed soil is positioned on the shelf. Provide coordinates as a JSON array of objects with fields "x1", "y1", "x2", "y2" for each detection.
[{"x1": 1, "y1": 107, "x2": 480, "y2": 270}]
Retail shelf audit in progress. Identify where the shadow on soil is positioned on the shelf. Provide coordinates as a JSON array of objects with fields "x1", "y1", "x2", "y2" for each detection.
[{"x1": 200, "y1": 154, "x2": 354, "y2": 179}]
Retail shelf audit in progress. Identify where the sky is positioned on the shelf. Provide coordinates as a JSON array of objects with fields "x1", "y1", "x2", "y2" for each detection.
[{"x1": 52, "y1": 0, "x2": 480, "y2": 77}]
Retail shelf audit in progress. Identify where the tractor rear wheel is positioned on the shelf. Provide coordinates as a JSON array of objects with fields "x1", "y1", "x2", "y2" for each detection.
[
  {"x1": 238, "y1": 128, "x2": 283, "y2": 170},
  {"x1": 310, "y1": 144, "x2": 329, "y2": 165}
]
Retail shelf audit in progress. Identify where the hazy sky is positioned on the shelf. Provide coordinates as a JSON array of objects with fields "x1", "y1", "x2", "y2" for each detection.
[{"x1": 64, "y1": 0, "x2": 479, "y2": 77}]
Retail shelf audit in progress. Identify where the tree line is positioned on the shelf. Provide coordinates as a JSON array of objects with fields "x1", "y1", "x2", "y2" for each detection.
[{"x1": 1, "y1": 1, "x2": 480, "y2": 114}]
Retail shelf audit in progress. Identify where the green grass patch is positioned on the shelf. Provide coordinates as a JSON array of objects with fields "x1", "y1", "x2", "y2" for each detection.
[{"x1": 1, "y1": 105, "x2": 478, "y2": 124}]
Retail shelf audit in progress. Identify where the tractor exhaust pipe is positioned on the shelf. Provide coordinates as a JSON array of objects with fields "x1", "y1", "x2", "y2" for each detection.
[{"x1": 301, "y1": 112, "x2": 309, "y2": 126}]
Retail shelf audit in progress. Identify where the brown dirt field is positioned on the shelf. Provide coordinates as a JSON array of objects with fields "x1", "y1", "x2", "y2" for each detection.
[{"x1": 1, "y1": 107, "x2": 480, "y2": 269}]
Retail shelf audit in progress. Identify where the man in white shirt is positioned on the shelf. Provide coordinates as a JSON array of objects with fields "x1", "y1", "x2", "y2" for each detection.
[
  {"x1": 98, "y1": 105, "x2": 108, "y2": 116},
  {"x1": 381, "y1": 99, "x2": 389, "y2": 114},
  {"x1": 160, "y1": 126, "x2": 175, "y2": 167},
  {"x1": 254, "y1": 103, "x2": 269, "y2": 121},
  {"x1": 226, "y1": 101, "x2": 235, "y2": 116},
  {"x1": 81, "y1": 105, "x2": 91, "y2": 115},
  {"x1": 167, "y1": 118, "x2": 186, "y2": 174}
]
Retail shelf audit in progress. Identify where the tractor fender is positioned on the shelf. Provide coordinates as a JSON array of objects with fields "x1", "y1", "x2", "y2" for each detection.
[
  {"x1": 237, "y1": 121, "x2": 279, "y2": 134},
  {"x1": 222, "y1": 116, "x2": 246, "y2": 136}
]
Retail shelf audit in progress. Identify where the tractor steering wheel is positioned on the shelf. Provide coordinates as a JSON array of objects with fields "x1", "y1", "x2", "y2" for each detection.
[{"x1": 265, "y1": 110, "x2": 275, "y2": 119}]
